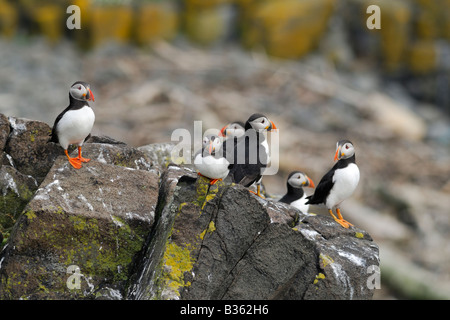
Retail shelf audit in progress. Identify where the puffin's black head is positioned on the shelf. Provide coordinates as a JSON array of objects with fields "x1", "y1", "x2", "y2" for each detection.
[
  {"x1": 287, "y1": 171, "x2": 315, "y2": 189},
  {"x1": 219, "y1": 121, "x2": 245, "y2": 138},
  {"x1": 69, "y1": 81, "x2": 95, "y2": 102},
  {"x1": 244, "y1": 113, "x2": 277, "y2": 131},
  {"x1": 334, "y1": 140, "x2": 356, "y2": 161}
]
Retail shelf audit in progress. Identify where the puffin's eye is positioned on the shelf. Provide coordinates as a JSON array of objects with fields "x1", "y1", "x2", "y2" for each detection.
[
  {"x1": 78, "y1": 86, "x2": 82, "y2": 90},
  {"x1": 345, "y1": 144, "x2": 350, "y2": 149}
]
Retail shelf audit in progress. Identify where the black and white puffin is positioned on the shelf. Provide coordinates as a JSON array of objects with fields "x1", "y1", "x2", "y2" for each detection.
[
  {"x1": 306, "y1": 140, "x2": 360, "y2": 228},
  {"x1": 50, "y1": 81, "x2": 95, "y2": 169},
  {"x1": 228, "y1": 113, "x2": 277, "y2": 198},
  {"x1": 220, "y1": 121, "x2": 245, "y2": 157},
  {"x1": 194, "y1": 134, "x2": 230, "y2": 185},
  {"x1": 219, "y1": 121, "x2": 245, "y2": 140},
  {"x1": 278, "y1": 171, "x2": 315, "y2": 213}
]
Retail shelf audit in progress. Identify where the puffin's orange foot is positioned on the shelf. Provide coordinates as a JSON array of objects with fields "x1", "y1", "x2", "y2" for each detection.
[
  {"x1": 329, "y1": 209, "x2": 350, "y2": 228},
  {"x1": 334, "y1": 218, "x2": 350, "y2": 228},
  {"x1": 209, "y1": 178, "x2": 222, "y2": 185},
  {"x1": 336, "y1": 208, "x2": 353, "y2": 227},
  {"x1": 68, "y1": 157, "x2": 82, "y2": 169},
  {"x1": 77, "y1": 156, "x2": 91, "y2": 163},
  {"x1": 249, "y1": 189, "x2": 265, "y2": 199},
  {"x1": 65, "y1": 149, "x2": 82, "y2": 169}
]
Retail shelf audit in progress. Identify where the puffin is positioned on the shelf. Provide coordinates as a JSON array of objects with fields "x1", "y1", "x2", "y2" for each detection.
[
  {"x1": 220, "y1": 120, "x2": 245, "y2": 157},
  {"x1": 50, "y1": 81, "x2": 95, "y2": 169},
  {"x1": 228, "y1": 113, "x2": 277, "y2": 198},
  {"x1": 278, "y1": 171, "x2": 315, "y2": 213},
  {"x1": 194, "y1": 134, "x2": 230, "y2": 185},
  {"x1": 219, "y1": 121, "x2": 245, "y2": 140},
  {"x1": 306, "y1": 140, "x2": 360, "y2": 228}
]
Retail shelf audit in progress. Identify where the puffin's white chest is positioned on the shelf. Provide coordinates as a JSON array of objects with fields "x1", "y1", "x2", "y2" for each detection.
[
  {"x1": 194, "y1": 153, "x2": 230, "y2": 180},
  {"x1": 57, "y1": 106, "x2": 95, "y2": 147},
  {"x1": 290, "y1": 193, "x2": 309, "y2": 213},
  {"x1": 260, "y1": 138, "x2": 271, "y2": 165},
  {"x1": 326, "y1": 163, "x2": 360, "y2": 209}
]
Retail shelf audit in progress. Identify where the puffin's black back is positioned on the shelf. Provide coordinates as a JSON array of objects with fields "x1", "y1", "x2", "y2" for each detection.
[
  {"x1": 228, "y1": 129, "x2": 268, "y2": 186},
  {"x1": 279, "y1": 172, "x2": 305, "y2": 204},
  {"x1": 306, "y1": 154, "x2": 356, "y2": 205}
]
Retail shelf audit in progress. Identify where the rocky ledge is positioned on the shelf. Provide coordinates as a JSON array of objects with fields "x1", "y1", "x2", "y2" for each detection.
[{"x1": 0, "y1": 115, "x2": 379, "y2": 300}]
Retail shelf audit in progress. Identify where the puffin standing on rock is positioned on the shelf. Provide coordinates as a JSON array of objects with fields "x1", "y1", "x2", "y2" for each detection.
[
  {"x1": 306, "y1": 140, "x2": 360, "y2": 228},
  {"x1": 50, "y1": 81, "x2": 95, "y2": 169},
  {"x1": 279, "y1": 171, "x2": 315, "y2": 213},
  {"x1": 228, "y1": 113, "x2": 277, "y2": 198},
  {"x1": 194, "y1": 134, "x2": 230, "y2": 185}
]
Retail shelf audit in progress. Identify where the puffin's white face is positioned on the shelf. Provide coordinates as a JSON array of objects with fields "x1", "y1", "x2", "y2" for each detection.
[
  {"x1": 288, "y1": 172, "x2": 315, "y2": 188},
  {"x1": 69, "y1": 83, "x2": 94, "y2": 101},
  {"x1": 203, "y1": 135, "x2": 222, "y2": 155},
  {"x1": 335, "y1": 140, "x2": 355, "y2": 161},
  {"x1": 249, "y1": 116, "x2": 273, "y2": 131},
  {"x1": 225, "y1": 123, "x2": 245, "y2": 138}
]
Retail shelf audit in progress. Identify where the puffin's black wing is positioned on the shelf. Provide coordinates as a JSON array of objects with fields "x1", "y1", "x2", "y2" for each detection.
[
  {"x1": 278, "y1": 194, "x2": 290, "y2": 204},
  {"x1": 306, "y1": 168, "x2": 335, "y2": 205},
  {"x1": 228, "y1": 131, "x2": 266, "y2": 187},
  {"x1": 49, "y1": 105, "x2": 71, "y2": 143},
  {"x1": 231, "y1": 163, "x2": 261, "y2": 187}
]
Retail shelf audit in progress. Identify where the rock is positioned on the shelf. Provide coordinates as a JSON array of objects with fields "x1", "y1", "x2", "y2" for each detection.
[
  {"x1": 0, "y1": 165, "x2": 38, "y2": 230},
  {"x1": 80, "y1": 138, "x2": 153, "y2": 171},
  {"x1": 239, "y1": 0, "x2": 335, "y2": 59},
  {"x1": 0, "y1": 157, "x2": 159, "y2": 299},
  {"x1": 89, "y1": 5, "x2": 134, "y2": 47},
  {"x1": 138, "y1": 142, "x2": 178, "y2": 169},
  {"x1": 133, "y1": 2, "x2": 178, "y2": 46},
  {"x1": 128, "y1": 166, "x2": 379, "y2": 300},
  {"x1": 364, "y1": 92, "x2": 427, "y2": 141},
  {"x1": 5, "y1": 116, "x2": 63, "y2": 184}
]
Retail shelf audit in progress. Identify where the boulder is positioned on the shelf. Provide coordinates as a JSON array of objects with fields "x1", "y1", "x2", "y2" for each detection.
[
  {"x1": 128, "y1": 165, "x2": 379, "y2": 300},
  {"x1": 4, "y1": 116, "x2": 63, "y2": 184},
  {"x1": 0, "y1": 157, "x2": 159, "y2": 299},
  {"x1": 0, "y1": 165, "x2": 38, "y2": 229}
]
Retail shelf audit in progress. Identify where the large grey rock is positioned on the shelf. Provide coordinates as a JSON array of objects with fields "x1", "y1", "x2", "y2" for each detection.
[
  {"x1": 0, "y1": 157, "x2": 159, "y2": 299},
  {"x1": 128, "y1": 166, "x2": 379, "y2": 300},
  {"x1": 4, "y1": 117, "x2": 63, "y2": 184}
]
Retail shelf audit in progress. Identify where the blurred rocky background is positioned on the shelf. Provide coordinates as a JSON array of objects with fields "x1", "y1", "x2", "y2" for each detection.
[{"x1": 0, "y1": 0, "x2": 449, "y2": 299}]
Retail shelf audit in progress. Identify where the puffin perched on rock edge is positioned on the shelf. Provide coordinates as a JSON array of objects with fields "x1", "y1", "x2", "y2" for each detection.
[
  {"x1": 50, "y1": 81, "x2": 95, "y2": 169},
  {"x1": 228, "y1": 113, "x2": 277, "y2": 198},
  {"x1": 194, "y1": 134, "x2": 230, "y2": 185},
  {"x1": 278, "y1": 171, "x2": 315, "y2": 213},
  {"x1": 306, "y1": 140, "x2": 360, "y2": 228}
]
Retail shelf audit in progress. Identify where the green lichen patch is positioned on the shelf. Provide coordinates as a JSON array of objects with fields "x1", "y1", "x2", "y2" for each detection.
[
  {"x1": 159, "y1": 242, "x2": 195, "y2": 298},
  {"x1": 313, "y1": 272, "x2": 326, "y2": 284},
  {"x1": 355, "y1": 232, "x2": 364, "y2": 239},
  {"x1": 0, "y1": 207, "x2": 148, "y2": 299},
  {"x1": 200, "y1": 221, "x2": 216, "y2": 240}
]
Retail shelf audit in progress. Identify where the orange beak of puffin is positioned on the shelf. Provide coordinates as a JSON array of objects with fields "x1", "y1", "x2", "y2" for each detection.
[
  {"x1": 307, "y1": 177, "x2": 315, "y2": 188},
  {"x1": 208, "y1": 141, "x2": 214, "y2": 155},
  {"x1": 266, "y1": 120, "x2": 277, "y2": 131},
  {"x1": 219, "y1": 124, "x2": 228, "y2": 137},
  {"x1": 87, "y1": 88, "x2": 95, "y2": 102},
  {"x1": 334, "y1": 146, "x2": 341, "y2": 161}
]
